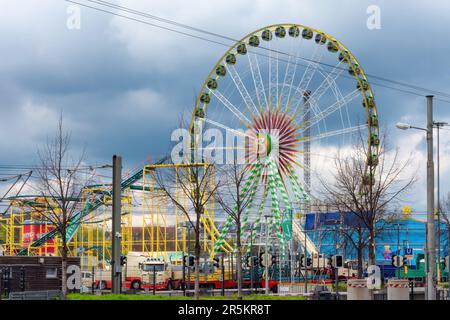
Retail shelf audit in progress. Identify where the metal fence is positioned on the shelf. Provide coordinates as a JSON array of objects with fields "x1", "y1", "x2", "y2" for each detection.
[
  {"x1": 9, "y1": 290, "x2": 63, "y2": 300},
  {"x1": 438, "y1": 289, "x2": 450, "y2": 300}
]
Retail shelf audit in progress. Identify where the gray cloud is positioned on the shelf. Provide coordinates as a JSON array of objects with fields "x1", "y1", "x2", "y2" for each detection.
[{"x1": 1, "y1": 0, "x2": 450, "y2": 211}]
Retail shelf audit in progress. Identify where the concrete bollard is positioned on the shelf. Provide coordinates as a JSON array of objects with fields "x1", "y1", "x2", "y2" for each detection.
[
  {"x1": 347, "y1": 279, "x2": 373, "y2": 300},
  {"x1": 387, "y1": 279, "x2": 410, "y2": 300}
]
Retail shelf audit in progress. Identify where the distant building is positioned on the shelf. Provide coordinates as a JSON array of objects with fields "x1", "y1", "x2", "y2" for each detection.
[
  {"x1": 304, "y1": 212, "x2": 449, "y2": 265},
  {"x1": 0, "y1": 256, "x2": 80, "y2": 295}
]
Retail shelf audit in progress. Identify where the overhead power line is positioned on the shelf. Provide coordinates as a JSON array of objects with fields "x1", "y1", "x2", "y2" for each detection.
[{"x1": 67, "y1": 0, "x2": 450, "y2": 104}]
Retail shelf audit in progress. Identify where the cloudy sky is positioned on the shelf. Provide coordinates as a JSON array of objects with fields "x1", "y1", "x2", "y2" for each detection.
[{"x1": 1, "y1": 0, "x2": 450, "y2": 214}]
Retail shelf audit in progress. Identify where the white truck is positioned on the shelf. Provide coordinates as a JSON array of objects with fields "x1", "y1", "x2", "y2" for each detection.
[{"x1": 94, "y1": 252, "x2": 183, "y2": 290}]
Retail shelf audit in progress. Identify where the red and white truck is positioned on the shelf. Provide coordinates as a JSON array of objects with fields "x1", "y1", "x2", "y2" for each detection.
[{"x1": 94, "y1": 252, "x2": 183, "y2": 290}]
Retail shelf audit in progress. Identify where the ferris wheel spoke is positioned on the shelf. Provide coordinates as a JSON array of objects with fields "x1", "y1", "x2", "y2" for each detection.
[
  {"x1": 302, "y1": 60, "x2": 345, "y2": 111},
  {"x1": 209, "y1": 89, "x2": 252, "y2": 127},
  {"x1": 226, "y1": 64, "x2": 260, "y2": 118},
  {"x1": 268, "y1": 40, "x2": 279, "y2": 109},
  {"x1": 278, "y1": 38, "x2": 302, "y2": 111},
  {"x1": 202, "y1": 118, "x2": 252, "y2": 138},
  {"x1": 248, "y1": 52, "x2": 269, "y2": 111},
  {"x1": 285, "y1": 46, "x2": 325, "y2": 112},
  {"x1": 300, "y1": 89, "x2": 360, "y2": 133},
  {"x1": 301, "y1": 124, "x2": 368, "y2": 143},
  {"x1": 292, "y1": 63, "x2": 344, "y2": 125},
  {"x1": 197, "y1": 146, "x2": 245, "y2": 151}
]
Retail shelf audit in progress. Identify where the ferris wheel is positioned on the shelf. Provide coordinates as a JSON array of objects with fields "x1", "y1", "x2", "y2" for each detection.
[{"x1": 188, "y1": 24, "x2": 380, "y2": 256}]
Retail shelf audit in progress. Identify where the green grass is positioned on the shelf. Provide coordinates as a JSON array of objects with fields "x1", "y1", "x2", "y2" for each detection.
[
  {"x1": 68, "y1": 293, "x2": 192, "y2": 300},
  {"x1": 67, "y1": 293, "x2": 307, "y2": 301},
  {"x1": 331, "y1": 282, "x2": 347, "y2": 292},
  {"x1": 202, "y1": 294, "x2": 307, "y2": 300}
]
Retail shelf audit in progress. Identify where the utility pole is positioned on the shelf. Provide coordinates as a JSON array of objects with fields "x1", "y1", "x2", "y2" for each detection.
[
  {"x1": 111, "y1": 155, "x2": 122, "y2": 294},
  {"x1": 302, "y1": 91, "x2": 312, "y2": 231},
  {"x1": 426, "y1": 96, "x2": 436, "y2": 300},
  {"x1": 264, "y1": 215, "x2": 270, "y2": 294},
  {"x1": 289, "y1": 209, "x2": 294, "y2": 283},
  {"x1": 396, "y1": 98, "x2": 440, "y2": 300},
  {"x1": 434, "y1": 121, "x2": 448, "y2": 284},
  {"x1": 250, "y1": 224, "x2": 254, "y2": 292}
]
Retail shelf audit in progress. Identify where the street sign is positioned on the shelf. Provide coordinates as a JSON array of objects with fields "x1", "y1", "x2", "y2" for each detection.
[{"x1": 404, "y1": 248, "x2": 413, "y2": 256}]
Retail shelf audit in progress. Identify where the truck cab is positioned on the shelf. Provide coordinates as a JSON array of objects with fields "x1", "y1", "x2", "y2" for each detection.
[
  {"x1": 138, "y1": 259, "x2": 172, "y2": 288},
  {"x1": 337, "y1": 260, "x2": 358, "y2": 279}
]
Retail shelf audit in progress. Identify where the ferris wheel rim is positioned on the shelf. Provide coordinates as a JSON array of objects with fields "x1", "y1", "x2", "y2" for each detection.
[{"x1": 189, "y1": 23, "x2": 380, "y2": 183}]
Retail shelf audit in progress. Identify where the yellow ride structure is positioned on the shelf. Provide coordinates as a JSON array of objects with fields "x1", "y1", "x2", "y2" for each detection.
[{"x1": 0, "y1": 163, "x2": 230, "y2": 270}]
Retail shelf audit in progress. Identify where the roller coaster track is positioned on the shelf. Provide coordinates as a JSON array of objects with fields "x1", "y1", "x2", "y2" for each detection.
[{"x1": 18, "y1": 157, "x2": 233, "y2": 256}]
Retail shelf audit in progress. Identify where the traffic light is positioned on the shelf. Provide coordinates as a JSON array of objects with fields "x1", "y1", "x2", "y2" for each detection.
[
  {"x1": 213, "y1": 257, "x2": 220, "y2": 268},
  {"x1": 331, "y1": 255, "x2": 343, "y2": 268},
  {"x1": 391, "y1": 255, "x2": 397, "y2": 267},
  {"x1": 271, "y1": 254, "x2": 277, "y2": 266},
  {"x1": 183, "y1": 255, "x2": 195, "y2": 267},
  {"x1": 300, "y1": 254, "x2": 305, "y2": 267},
  {"x1": 246, "y1": 255, "x2": 259, "y2": 267},
  {"x1": 300, "y1": 255, "x2": 312, "y2": 267},
  {"x1": 259, "y1": 252, "x2": 273, "y2": 267},
  {"x1": 391, "y1": 255, "x2": 403, "y2": 268},
  {"x1": 120, "y1": 255, "x2": 127, "y2": 266},
  {"x1": 403, "y1": 255, "x2": 408, "y2": 266},
  {"x1": 246, "y1": 255, "x2": 252, "y2": 267}
]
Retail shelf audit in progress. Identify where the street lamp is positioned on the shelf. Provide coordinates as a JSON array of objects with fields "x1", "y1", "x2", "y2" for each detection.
[
  {"x1": 395, "y1": 95, "x2": 436, "y2": 300},
  {"x1": 395, "y1": 122, "x2": 427, "y2": 132},
  {"x1": 397, "y1": 120, "x2": 449, "y2": 283},
  {"x1": 395, "y1": 123, "x2": 412, "y2": 130}
]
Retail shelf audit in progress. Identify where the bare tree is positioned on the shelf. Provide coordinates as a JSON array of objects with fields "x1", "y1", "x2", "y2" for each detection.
[
  {"x1": 154, "y1": 162, "x2": 220, "y2": 300},
  {"x1": 319, "y1": 131, "x2": 416, "y2": 276},
  {"x1": 215, "y1": 156, "x2": 255, "y2": 299},
  {"x1": 32, "y1": 114, "x2": 89, "y2": 298}
]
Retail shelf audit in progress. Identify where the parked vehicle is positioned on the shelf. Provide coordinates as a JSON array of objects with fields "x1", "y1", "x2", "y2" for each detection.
[{"x1": 94, "y1": 252, "x2": 183, "y2": 290}]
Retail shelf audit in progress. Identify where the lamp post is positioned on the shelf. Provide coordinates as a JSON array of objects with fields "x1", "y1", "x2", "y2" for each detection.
[{"x1": 395, "y1": 95, "x2": 436, "y2": 300}]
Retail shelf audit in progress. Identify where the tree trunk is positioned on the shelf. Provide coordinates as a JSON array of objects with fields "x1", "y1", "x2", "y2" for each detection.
[
  {"x1": 357, "y1": 247, "x2": 363, "y2": 279},
  {"x1": 236, "y1": 224, "x2": 242, "y2": 300},
  {"x1": 194, "y1": 215, "x2": 201, "y2": 300},
  {"x1": 61, "y1": 243, "x2": 68, "y2": 299},
  {"x1": 368, "y1": 228, "x2": 376, "y2": 266}
]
